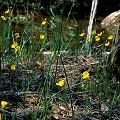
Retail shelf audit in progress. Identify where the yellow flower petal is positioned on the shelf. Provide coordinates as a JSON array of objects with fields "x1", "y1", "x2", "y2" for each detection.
[
  {"x1": 42, "y1": 20, "x2": 46, "y2": 25},
  {"x1": 15, "y1": 46, "x2": 20, "y2": 52},
  {"x1": 11, "y1": 64, "x2": 16, "y2": 71},
  {"x1": 79, "y1": 33, "x2": 85, "y2": 37},
  {"x1": 15, "y1": 33, "x2": 20, "y2": 39},
  {"x1": 82, "y1": 71, "x2": 90, "y2": 79},
  {"x1": 40, "y1": 35, "x2": 45, "y2": 39},
  {"x1": 5, "y1": 9, "x2": 10, "y2": 14},
  {"x1": 52, "y1": 109, "x2": 57, "y2": 113},
  {"x1": 56, "y1": 78, "x2": 66, "y2": 87},
  {"x1": 95, "y1": 36, "x2": 100, "y2": 41},
  {"x1": 11, "y1": 42, "x2": 18, "y2": 48},
  {"x1": 105, "y1": 41, "x2": 110, "y2": 46},
  {"x1": 88, "y1": 38, "x2": 92, "y2": 42},
  {"x1": 92, "y1": 30, "x2": 96, "y2": 34},
  {"x1": 1, "y1": 101, "x2": 8, "y2": 108},
  {"x1": 1, "y1": 16, "x2": 6, "y2": 20},
  {"x1": 0, "y1": 114, "x2": 2, "y2": 120},
  {"x1": 51, "y1": 52, "x2": 55, "y2": 57},
  {"x1": 108, "y1": 35, "x2": 114, "y2": 40},
  {"x1": 97, "y1": 32, "x2": 102, "y2": 36}
]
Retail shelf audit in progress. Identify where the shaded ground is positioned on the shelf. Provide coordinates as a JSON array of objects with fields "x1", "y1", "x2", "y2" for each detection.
[{"x1": 0, "y1": 50, "x2": 120, "y2": 120}]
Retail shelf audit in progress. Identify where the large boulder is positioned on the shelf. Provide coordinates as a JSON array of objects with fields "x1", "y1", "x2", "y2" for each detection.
[{"x1": 100, "y1": 10, "x2": 120, "y2": 80}]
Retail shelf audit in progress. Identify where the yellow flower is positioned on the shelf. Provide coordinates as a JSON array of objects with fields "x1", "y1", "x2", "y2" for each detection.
[
  {"x1": 11, "y1": 42, "x2": 18, "y2": 48},
  {"x1": 97, "y1": 32, "x2": 102, "y2": 36},
  {"x1": 15, "y1": 33, "x2": 20, "y2": 39},
  {"x1": 1, "y1": 16, "x2": 6, "y2": 20},
  {"x1": 95, "y1": 36, "x2": 100, "y2": 41},
  {"x1": 51, "y1": 52, "x2": 55, "y2": 57},
  {"x1": 11, "y1": 64, "x2": 16, "y2": 71},
  {"x1": 15, "y1": 46, "x2": 20, "y2": 52},
  {"x1": 5, "y1": 9, "x2": 10, "y2": 14},
  {"x1": 88, "y1": 38, "x2": 92, "y2": 42},
  {"x1": 108, "y1": 35, "x2": 114, "y2": 40},
  {"x1": 79, "y1": 33, "x2": 85, "y2": 37},
  {"x1": 1, "y1": 101, "x2": 8, "y2": 108},
  {"x1": 82, "y1": 71, "x2": 90, "y2": 79},
  {"x1": 42, "y1": 20, "x2": 46, "y2": 25},
  {"x1": 92, "y1": 30, "x2": 96, "y2": 34},
  {"x1": 105, "y1": 41, "x2": 110, "y2": 46},
  {"x1": 52, "y1": 109, "x2": 57, "y2": 113},
  {"x1": 107, "y1": 99, "x2": 110, "y2": 102},
  {"x1": 0, "y1": 114, "x2": 2, "y2": 120},
  {"x1": 40, "y1": 35, "x2": 45, "y2": 39},
  {"x1": 56, "y1": 78, "x2": 66, "y2": 87}
]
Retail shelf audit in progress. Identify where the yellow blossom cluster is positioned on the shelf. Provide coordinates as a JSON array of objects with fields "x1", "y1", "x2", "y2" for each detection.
[
  {"x1": 92, "y1": 29, "x2": 114, "y2": 46},
  {"x1": 105, "y1": 35, "x2": 114, "y2": 47},
  {"x1": 11, "y1": 33, "x2": 20, "y2": 52},
  {"x1": 40, "y1": 19, "x2": 47, "y2": 39},
  {"x1": 11, "y1": 41, "x2": 20, "y2": 52},
  {"x1": 1, "y1": 9, "x2": 10, "y2": 21},
  {"x1": 56, "y1": 71, "x2": 90, "y2": 88},
  {"x1": 94, "y1": 30, "x2": 103, "y2": 42},
  {"x1": 79, "y1": 29, "x2": 114, "y2": 47},
  {"x1": 79, "y1": 30, "x2": 103, "y2": 42}
]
